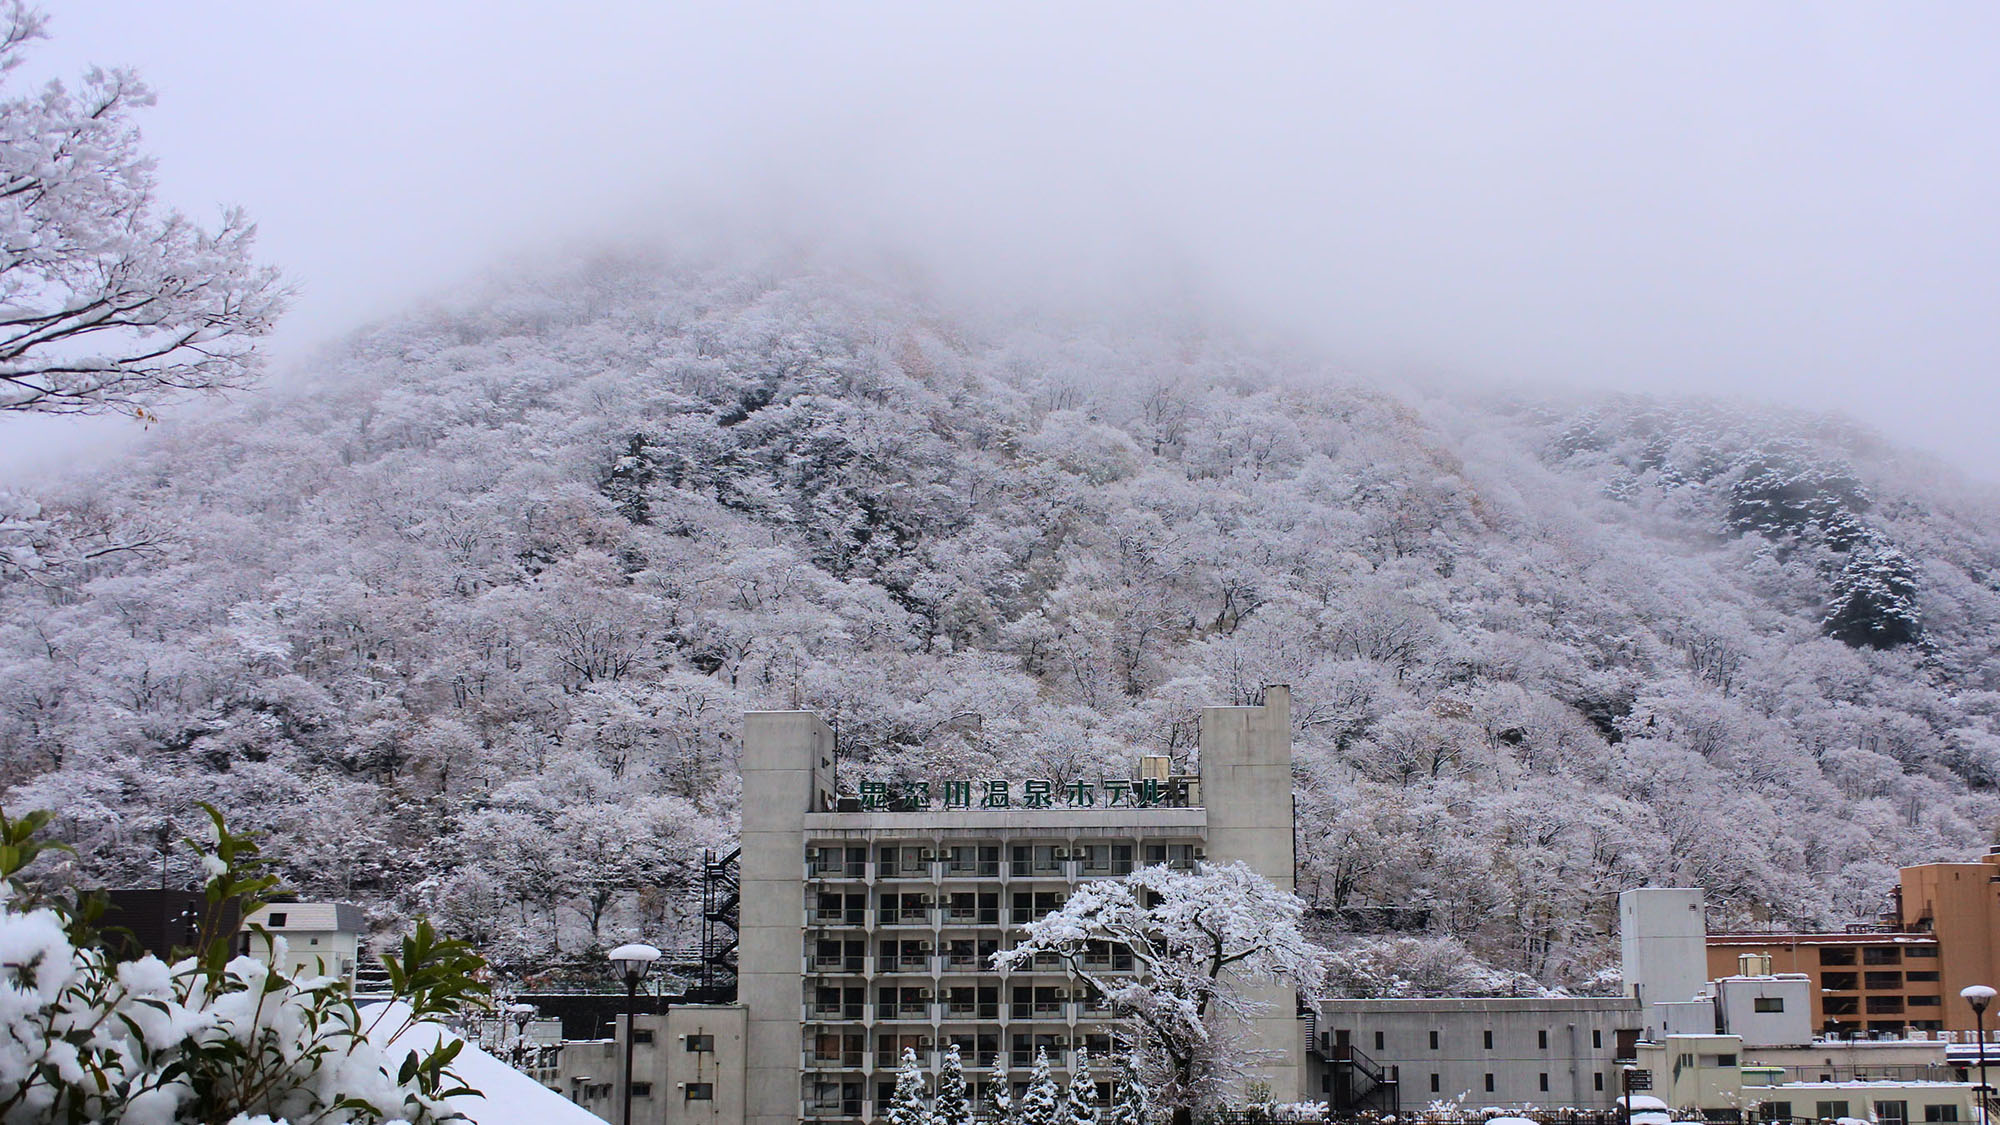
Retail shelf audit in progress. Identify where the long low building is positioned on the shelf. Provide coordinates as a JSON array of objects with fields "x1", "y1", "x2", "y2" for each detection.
[{"x1": 1307, "y1": 996, "x2": 1641, "y2": 1112}]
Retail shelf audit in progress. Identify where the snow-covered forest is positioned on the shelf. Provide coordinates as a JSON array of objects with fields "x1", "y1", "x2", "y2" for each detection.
[{"x1": 5, "y1": 258, "x2": 1998, "y2": 990}]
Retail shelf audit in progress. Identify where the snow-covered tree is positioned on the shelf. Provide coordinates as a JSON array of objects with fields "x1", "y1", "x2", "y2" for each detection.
[
  {"x1": 1105, "y1": 1050, "x2": 1151, "y2": 1125},
  {"x1": 0, "y1": 1, "x2": 286, "y2": 416},
  {"x1": 0, "y1": 805, "x2": 486, "y2": 1123},
  {"x1": 994, "y1": 862, "x2": 1327, "y2": 1123},
  {"x1": 1066, "y1": 1046, "x2": 1100, "y2": 1125},
  {"x1": 1017, "y1": 1047, "x2": 1061, "y2": 1125},
  {"x1": 888, "y1": 1046, "x2": 931, "y2": 1125},
  {"x1": 934, "y1": 1043, "x2": 972, "y2": 1125}
]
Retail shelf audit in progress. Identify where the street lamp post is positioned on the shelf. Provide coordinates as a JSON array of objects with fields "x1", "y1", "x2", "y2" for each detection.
[
  {"x1": 508, "y1": 1002, "x2": 537, "y2": 1067},
  {"x1": 1963, "y1": 985, "x2": 1996, "y2": 1125},
  {"x1": 610, "y1": 943, "x2": 662, "y2": 1125}
]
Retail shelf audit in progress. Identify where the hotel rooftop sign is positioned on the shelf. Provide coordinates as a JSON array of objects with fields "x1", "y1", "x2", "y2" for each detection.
[{"x1": 853, "y1": 777, "x2": 1190, "y2": 811}]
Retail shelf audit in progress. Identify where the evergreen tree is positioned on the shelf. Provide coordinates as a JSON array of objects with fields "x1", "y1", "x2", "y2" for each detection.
[
  {"x1": 935, "y1": 1043, "x2": 973, "y2": 1125},
  {"x1": 890, "y1": 1046, "x2": 932, "y2": 1125},
  {"x1": 1106, "y1": 1050, "x2": 1151, "y2": 1125},
  {"x1": 989, "y1": 1077, "x2": 1013, "y2": 1124},
  {"x1": 1066, "y1": 1046, "x2": 1101, "y2": 1125},
  {"x1": 1018, "y1": 1047, "x2": 1062, "y2": 1125}
]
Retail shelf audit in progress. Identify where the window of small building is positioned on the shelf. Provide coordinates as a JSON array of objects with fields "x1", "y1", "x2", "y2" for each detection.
[
  {"x1": 1484, "y1": 1075, "x2": 1494, "y2": 1093},
  {"x1": 1754, "y1": 997, "x2": 1785, "y2": 1013},
  {"x1": 633, "y1": 1029, "x2": 654, "y2": 1045},
  {"x1": 1483, "y1": 1030, "x2": 1493, "y2": 1050},
  {"x1": 1429, "y1": 1031, "x2": 1439, "y2": 1050},
  {"x1": 1539, "y1": 1074, "x2": 1549, "y2": 1092},
  {"x1": 1873, "y1": 1100, "x2": 1908, "y2": 1125},
  {"x1": 1762, "y1": 1103, "x2": 1792, "y2": 1122},
  {"x1": 1923, "y1": 1105, "x2": 1959, "y2": 1122},
  {"x1": 1817, "y1": 1102, "x2": 1850, "y2": 1121},
  {"x1": 1374, "y1": 1031, "x2": 1384, "y2": 1051},
  {"x1": 686, "y1": 1083, "x2": 714, "y2": 1101},
  {"x1": 687, "y1": 1034, "x2": 715, "y2": 1052},
  {"x1": 1431, "y1": 1074, "x2": 1440, "y2": 1093},
  {"x1": 630, "y1": 1082, "x2": 652, "y2": 1098},
  {"x1": 268, "y1": 913, "x2": 288, "y2": 928},
  {"x1": 1538, "y1": 1029, "x2": 1549, "y2": 1049},
  {"x1": 1595, "y1": 1074, "x2": 1604, "y2": 1092},
  {"x1": 1593, "y1": 1029, "x2": 1603, "y2": 1049}
]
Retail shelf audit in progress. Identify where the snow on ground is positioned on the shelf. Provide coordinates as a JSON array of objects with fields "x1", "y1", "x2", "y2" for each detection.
[{"x1": 361, "y1": 1002, "x2": 608, "y2": 1125}]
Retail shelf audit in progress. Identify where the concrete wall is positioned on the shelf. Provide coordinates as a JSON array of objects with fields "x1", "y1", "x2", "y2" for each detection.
[
  {"x1": 1199, "y1": 684, "x2": 1301, "y2": 1103},
  {"x1": 740, "y1": 711, "x2": 836, "y2": 1125},
  {"x1": 1312, "y1": 997, "x2": 1641, "y2": 1111},
  {"x1": 1620, "y1": 888, "x2": 1708, "y2": 1040},
  {"x1": 554, "y1": 1006, "x2": 747, "y2": 1125},
  {"x1": 1715, "y1": 976, "x2": 1813, "y2": 1047}
]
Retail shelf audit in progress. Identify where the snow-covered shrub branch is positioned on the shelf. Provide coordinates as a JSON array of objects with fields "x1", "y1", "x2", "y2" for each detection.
[{"x1": 0, "y1": 804, "x2": 488, "y2": 1124}]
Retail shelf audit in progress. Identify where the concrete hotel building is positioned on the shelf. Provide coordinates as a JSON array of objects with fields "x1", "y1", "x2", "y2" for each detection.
[{"x1": 736, "y1": 686, "x2": 1303, "y2": 1125}]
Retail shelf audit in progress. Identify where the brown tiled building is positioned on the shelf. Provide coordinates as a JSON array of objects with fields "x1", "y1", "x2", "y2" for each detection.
[{"x1": 1708, "y1": 851, "x2": 2000, "y2": 1036}]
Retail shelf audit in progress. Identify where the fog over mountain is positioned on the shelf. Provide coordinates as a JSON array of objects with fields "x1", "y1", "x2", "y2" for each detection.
[{"x1": 6, "y1": 257, "x2": 1998, "y2": 988}]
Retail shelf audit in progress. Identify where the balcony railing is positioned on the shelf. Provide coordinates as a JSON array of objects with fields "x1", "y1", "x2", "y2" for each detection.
[
  {"x1": 808, "y1": 908, "x2": 866, "y2": 927},
  {"x1": 807, "y1": 956, "x2": 866, "y2": 974},
  {"x1": 878, "y1": 1002, "x2": 935, "y2": 1021}
]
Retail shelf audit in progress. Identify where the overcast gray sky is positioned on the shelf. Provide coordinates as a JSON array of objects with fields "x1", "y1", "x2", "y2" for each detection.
[{"x1": 8, "y1": 1, "x2": 1999, "y2": 478}]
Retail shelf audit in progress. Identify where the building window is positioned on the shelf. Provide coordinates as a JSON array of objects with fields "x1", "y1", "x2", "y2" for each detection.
[
  {"x1": 1910, "y1": 995, "x2": 1942, "y2": 1007},
  {"x1": 268, "y1": 913, "x2": 288, "y2": 928},
  {"x1": 1824, "y1": 972, "x2": 1859, "y2": 991},
  {"x1": 1539, "y1": 1074, "x2": 1549, "y2": 1092},
  {"x1": 1819, "y1": 947, "x2": 1857, "y2": 966},
  {"x1": 630, "y1": 1082, "x2": 652, "y2": 1098},
  {"x1": 1866, "y1": 971, "x2": 1905, "y2": 990},
  {"x1": 687, "y1": 1034, "x2": 716, "y2": 1052},
  {"x1": 1538, "y1": 1029, "x2": 1549, "y2": 1050},
  {"x1": 633, "y1": 1030, "x2": 654, "y2": 1045},
  {"x1": 1484, "y1": 1075, "x2": 1494, "y2": 1093},
  {"x1": 1593, "y1": 1029, "x2": 1603, "y2": 1049},
  {"x1": 1867, "y1": 996, "x2": 1906, "y2": 1014},
  {"x1": 1431, "y1": 1075, "x2": 1440, "y2": 1093},
  {"x1": 1908, "y1": 971, "x2": 1941, "y2": 982},
  {"x1": 1908, "y1": 946, "x2": 1939, "y2": 958},
  {"x1": 1924, "y1": 1106, "x2": 1959, "y2": 1122},
  {"x1": 1374, "y1": 1031, "x2": 1384, "y2": 1051},
  {"x1": 1818, "y1": 1103, "x2": 1850, "y2": 1122},
  {"x1": 686, "y1": 1083, "x2": 714, "y2": 1101},
  {"x1": 1429, "y1": 1031, "x2": 1439, "y2": 1050},
  {"x1": 1483, "y1": 1030, "x2": 1494, "y2": 1050},
  {"x1": 1763, "y1": 1103, "x2": 1793, "y2": 1122},
  {"x1": 1754, "y1": 997, "x2": 1785, "y2": 1013},
  {"x1": 1595, "y1": 1074, "x2": 1605, "y2": 1092},
  {"x1": 1873, "y1": 1100, "x2": 1908, "y2": 1125},
  {"x1": 1864, "y1": 947, "x2": 1903, "y2": 966}
]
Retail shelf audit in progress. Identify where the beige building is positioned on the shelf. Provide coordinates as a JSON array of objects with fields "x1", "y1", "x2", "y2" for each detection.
[
  {"x1": 551, "y1": 1006, "x2": 748, "y2": 1125},
  {"x1": 737, "y1": 687, "x2": 1303, "y2": 1125}
]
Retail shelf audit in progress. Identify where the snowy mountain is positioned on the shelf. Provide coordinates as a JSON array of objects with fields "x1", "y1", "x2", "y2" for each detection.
[{"x1": 5, "y1": 257, "x2": 1998, "y2": 989}]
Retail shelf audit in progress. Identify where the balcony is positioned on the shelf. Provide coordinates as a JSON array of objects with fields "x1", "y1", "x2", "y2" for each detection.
[
  {"x1": 807, "y1": 955, "x2": 866, "y2": 974},
  {"x1": 807, "y1": 907, "x2": 866, "y2": 928},
  {"x1": 942, "y1": 905, "x2": 1001, "y2": 926},
  {"x1": 806, "y1": 1002, "x2": 866, "y2": 1021},
  {"x1": 879, "y1": 906, "x2": 936, "y2": 927},
  {"x1": 880, "y1": 953, "x2": 935, "y2": 974},
  {"x1": 878, "y1": 1001, "x2": 936, "y2": 1021}
]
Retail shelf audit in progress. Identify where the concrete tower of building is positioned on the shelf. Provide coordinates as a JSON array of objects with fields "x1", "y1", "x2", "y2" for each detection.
[
  {"x1": 737, "y1": 688, "x2": 1300, "y2": 1125},
  {"x1": 1619, "y1": 887, "x2": 1709, "y2": 1040}
]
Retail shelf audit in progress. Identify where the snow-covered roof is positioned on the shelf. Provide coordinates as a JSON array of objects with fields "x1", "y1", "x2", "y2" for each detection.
[
  {"x1": 361, "y1": 1002, "x2": 608, "y2": 1125},
  {"x1": 243, "y1": 902, "x2": 366, "y2": 934}
]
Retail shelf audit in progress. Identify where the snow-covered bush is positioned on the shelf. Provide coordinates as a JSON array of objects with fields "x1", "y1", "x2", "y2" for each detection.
[{"x1": 0, "y1": 806, "x2": 487, "y2": 1124}]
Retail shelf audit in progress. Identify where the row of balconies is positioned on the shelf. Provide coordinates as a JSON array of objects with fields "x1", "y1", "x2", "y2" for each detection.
[
  {"x1": 803, "y1": 1047, "x2": 1109, "y2": 1071},
  {"x1": 805, "y1": 906, "x2": 1073, "y2": 928},
  {"x1": 806, "y1": 844, "x2": 1200, "y2": 883},
  {"x1": 803, "y1": 1001, "x2": 1114, "y2": 1023},
  {"x1": 804, "y1": 954, "x2": 1134, "y2": 975}
]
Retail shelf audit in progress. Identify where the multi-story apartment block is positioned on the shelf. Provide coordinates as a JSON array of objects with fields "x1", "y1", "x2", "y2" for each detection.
[
  {"x1": 736, "y1": 687, "x2": 1301, "y2": 1125},
  {"x1": 1707, "y1": 852, "x2": 2000, "y2": 1036}
]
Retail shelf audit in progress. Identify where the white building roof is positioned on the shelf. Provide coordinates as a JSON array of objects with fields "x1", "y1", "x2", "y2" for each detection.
[
  {"x1": 243, "y1": 902, "x2": 366, "y2": 933},
  {"x1": 361, "y1": 1002, "x2": 609, "y2": 1125}
]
